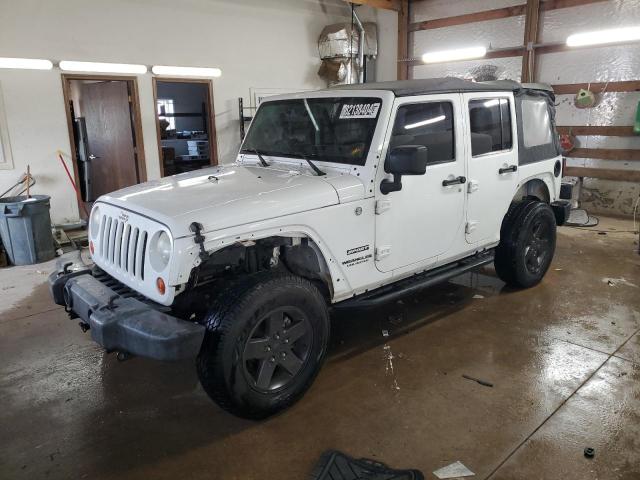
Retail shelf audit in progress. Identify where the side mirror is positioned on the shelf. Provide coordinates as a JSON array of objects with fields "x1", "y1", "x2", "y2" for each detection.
[{"x1": 380, "y1": 145, "x2": 428, "y2": 194}]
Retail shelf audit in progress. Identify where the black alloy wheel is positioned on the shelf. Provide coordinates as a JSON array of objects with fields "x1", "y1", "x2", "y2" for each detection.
[
  {"x1": 523, "y1": 218, "x2": 552, "y2": 276},
  {"x1": 242, "y1": 307, "x2": 313, "y2": 392},
  {"x1": 494, "y1": 198, "x2": 557, "y2": 288}
]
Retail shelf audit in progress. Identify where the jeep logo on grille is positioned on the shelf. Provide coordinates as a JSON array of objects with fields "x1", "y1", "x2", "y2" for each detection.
[{"x1": 119, "y1": 211, "x2": 129, "y2": 223}]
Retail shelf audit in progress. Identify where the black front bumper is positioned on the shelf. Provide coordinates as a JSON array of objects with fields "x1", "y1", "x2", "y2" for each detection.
[{"x1": 49, "y1": 252, "x2": 205, "y2": 361}]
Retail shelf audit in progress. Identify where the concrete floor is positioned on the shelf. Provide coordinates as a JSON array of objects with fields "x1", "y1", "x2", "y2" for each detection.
[{"x1": 1, "y1": 217, "x2": 639, "y2": 480}]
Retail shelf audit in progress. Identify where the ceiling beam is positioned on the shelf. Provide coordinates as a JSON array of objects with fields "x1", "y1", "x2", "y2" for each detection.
[
  {"x1": 564, "y1": 166, "x2": 640, "y2": 182},
  {"x1": 565, "y1": 148, "x2": 640, "y2": 161},
  {"x1": 552, "y1": 81, "x2": 640, "y2": 94},
  {"x1": 410, "y1": 5, "x2": 525, "y2": 31},
  {"x1": 409, "y1": 0, "x2": 606, "y2": 32},
  {"x1": 347, "y1": 0, "x2": 401, "y2": 11},
  {"x1": 556, "y1": 126, "x2": 637, "y2": 136}
]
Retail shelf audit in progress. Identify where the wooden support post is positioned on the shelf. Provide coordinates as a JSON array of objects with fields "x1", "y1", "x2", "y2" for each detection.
[
  {"x1": 397, "y1": 0, "x2": 410, "y2": 80},
  {"x1": 521, "y1": 0, "x2": 541, "y2": 83}
]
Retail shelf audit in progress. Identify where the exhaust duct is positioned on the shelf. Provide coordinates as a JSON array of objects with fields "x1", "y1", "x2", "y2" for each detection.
[{"x1": 317, "y1": 20, "x2": 377, "y2": 86}]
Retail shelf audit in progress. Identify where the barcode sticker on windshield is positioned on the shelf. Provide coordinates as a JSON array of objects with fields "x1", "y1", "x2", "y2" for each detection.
[{"x1": 339, "y1": 103, "x2": 380, "y2": 119}]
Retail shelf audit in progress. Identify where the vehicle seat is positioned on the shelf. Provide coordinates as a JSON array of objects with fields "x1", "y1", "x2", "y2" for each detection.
[{"x1": 470, "y1": 132, "x2": 493, "y2": 156}]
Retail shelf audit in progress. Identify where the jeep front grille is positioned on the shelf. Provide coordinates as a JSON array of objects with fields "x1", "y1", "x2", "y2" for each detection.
[{"x1": 96, "y1": 215, "x2": 148, "y2": 280}]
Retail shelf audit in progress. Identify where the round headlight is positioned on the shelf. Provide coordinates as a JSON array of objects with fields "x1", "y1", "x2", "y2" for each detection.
[
  {"x1": 150, "y1": 231, "x2": 172, "y2": 271},
  {"x1": 90, "y1": 206, "x2": 101, "y2": 239}
]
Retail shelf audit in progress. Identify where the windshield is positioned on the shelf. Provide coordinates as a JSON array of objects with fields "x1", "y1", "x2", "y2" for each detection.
[{"x1": 241, "y1": 97, "x2": 382, "y2": 166}]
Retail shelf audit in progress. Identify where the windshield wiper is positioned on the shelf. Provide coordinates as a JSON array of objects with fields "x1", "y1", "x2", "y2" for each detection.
[
  {"x1": 248, "y1": 148, "x2": 269, "y2": 167},
  {"x1": 297, "y1": 153, "x2": 325, "y2": 176}
]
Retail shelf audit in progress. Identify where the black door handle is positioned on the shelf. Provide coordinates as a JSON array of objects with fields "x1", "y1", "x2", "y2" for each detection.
[
  {"x1": 442, "y1": 176, "x2": 466, "y2": 187},
  {"x1": 499, "y1": 165, "x2": 518, "y2": 174}
]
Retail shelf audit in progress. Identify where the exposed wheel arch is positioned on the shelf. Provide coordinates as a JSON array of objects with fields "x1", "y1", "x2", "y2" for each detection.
[
  {"x1": 514, "y1": 178, "x2": 551, "y2": 203},
  {"x1": 190, "y1": 234, "x2": 335, "y2": 301}
]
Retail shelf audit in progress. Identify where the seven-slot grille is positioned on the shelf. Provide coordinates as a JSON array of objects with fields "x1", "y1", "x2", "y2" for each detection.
[{"x1": 96, "y1": 214, "x2": 148, "y2": 280}]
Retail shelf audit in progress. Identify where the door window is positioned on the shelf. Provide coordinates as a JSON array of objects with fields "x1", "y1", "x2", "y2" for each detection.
[
  {"x1": 468, "y1": 98, "x2": 512, "y2": 156},
  {"x1": 389, "y1": 102, "x2": 455, "y2": 165}
]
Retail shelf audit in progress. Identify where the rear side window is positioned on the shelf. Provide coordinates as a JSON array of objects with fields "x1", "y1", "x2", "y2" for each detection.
[
  {"x1": 521, "y1": 98, "x2": 553, "y2": 148},
  {"x1": 468, "y1": 98, "x2": 512, "y2": 156},
  {"x1": 389, "y1": 101, "x2": 455, "y2": 165}
]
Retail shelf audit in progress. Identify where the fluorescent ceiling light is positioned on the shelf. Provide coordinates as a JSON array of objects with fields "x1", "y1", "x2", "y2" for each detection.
[
  {"x1": 59, "y1": 61, "x2": 147, "y2": 74},
  {"x1": 0, "y1": 57, "x2": 53, "y2": 70},
  {"x1": 422, "y1": 46, "x2": 486, "y2": 64},
  {"x1": 152, "y1": 65, "x2": 222, "y2": 77},
  {"x1": 405, "y1": 114, "x2": 446, "y2": 130},
  {"x1": 566, "y1": 26, "x2": 640, "y2": 47}
]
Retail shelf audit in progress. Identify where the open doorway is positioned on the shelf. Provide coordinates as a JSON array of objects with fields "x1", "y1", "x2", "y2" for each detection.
[
  {"x1": 152, "y1": 78, "x2": 218, "y2": 176},
  {"x1": 62, "y1": 74, "x2": 147, "y2": 218}
]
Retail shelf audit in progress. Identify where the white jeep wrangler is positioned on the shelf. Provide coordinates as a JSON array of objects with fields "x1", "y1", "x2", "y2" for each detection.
[{"x1": 50, "y1": 77, "x2": 570, "y2": 419}]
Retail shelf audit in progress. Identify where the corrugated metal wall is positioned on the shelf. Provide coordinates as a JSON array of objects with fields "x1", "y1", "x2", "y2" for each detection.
[{"x1": 410, "y1": 0, "x2": 640, "y2": 216}]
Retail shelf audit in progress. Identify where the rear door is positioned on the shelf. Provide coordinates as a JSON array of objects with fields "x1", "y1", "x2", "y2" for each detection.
[
  {"x1": 463, "y1": 92, "x2": 518, "y2": 245},
  {"x1": 375, "y1": 94, "x2": 466, "y2": 273}
]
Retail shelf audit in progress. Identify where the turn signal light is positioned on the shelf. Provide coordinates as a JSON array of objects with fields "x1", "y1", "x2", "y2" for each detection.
[
  {"x1": 156, "y1": 277, "x2": 166, "y2": 295},
  {"x1": 89, "y1": 241, "x2": 94, "y2": 255}
]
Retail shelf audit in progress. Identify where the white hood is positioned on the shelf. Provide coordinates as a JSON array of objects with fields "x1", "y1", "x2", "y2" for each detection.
[{"x1": 98, "y1": 164, "x2": 364, "y2": 237}]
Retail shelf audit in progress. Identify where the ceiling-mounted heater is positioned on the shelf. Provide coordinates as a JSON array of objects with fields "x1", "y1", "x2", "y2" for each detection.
[{"x1": 317, "y1": 15, "x2": 378, "y2": 86}]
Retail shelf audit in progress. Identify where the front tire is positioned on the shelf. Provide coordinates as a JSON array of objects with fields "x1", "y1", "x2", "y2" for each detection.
[
  {"x1": 494, "y1": 199, "x2": 557, "y2": 288},
  {"x1": 196, "y1": 272, "x2": 330, "y2": 419}
]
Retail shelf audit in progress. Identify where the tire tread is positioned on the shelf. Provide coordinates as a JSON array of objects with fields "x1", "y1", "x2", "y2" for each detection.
[{"x1": 196, "y1": 271, "x2": 328, "y2": 419}]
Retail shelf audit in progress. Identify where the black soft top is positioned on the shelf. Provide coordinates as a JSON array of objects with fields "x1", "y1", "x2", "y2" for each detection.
[
  {"x1": 328, "y1": 77, "x2": 549, "y2": 96},
  {"x1": 328, "y1": 77, "x2": 560, "y2": 166}
]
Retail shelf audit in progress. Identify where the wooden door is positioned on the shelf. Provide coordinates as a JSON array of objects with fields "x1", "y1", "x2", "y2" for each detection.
[{"x1": 81, "y1": 81, "x2": 139, "y2": 199}]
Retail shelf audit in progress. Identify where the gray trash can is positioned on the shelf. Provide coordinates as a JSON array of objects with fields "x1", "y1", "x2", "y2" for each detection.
[{"x1": 0, "y1": 195, "x2": 55, "y2": 266}]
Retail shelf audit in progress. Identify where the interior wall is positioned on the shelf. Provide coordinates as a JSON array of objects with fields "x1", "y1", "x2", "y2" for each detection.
[
  {"x1": 410, "y1": 0, "x2": 640, "y2": 217},
  {"x1": 0, "y1": 0, "x2": 396, "y2": 224}
]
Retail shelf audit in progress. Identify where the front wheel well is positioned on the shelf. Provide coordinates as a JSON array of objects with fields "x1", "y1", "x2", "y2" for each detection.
[{"x1": 186, "y1": 235, "x2": 334, "y2": 301}]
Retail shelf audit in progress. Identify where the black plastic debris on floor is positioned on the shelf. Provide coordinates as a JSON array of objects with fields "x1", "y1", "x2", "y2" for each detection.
[{"x1": 310, "y1": 450, "x2": 424, "y2": 480}]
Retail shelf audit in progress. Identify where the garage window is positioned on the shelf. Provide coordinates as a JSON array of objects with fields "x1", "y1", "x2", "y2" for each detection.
[
  {"x1": 468, "y1": 98, "x2": 512, "y2": 156},
  {"x1": 389, "y1": 102, "x2": 455, "y2": 165}
]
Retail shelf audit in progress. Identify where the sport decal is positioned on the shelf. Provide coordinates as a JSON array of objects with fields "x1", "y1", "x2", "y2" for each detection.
[
  {"x1": 339, "y1": 103, "x2": 381, "y2": 119},
  {"x1": 347, "y1": 245, "x2": 369, "y2": 255}
]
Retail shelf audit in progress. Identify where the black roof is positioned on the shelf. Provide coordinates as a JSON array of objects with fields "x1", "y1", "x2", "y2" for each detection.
[{"x1": 328, "y1": 77, "x2": 525, "y2": 96}]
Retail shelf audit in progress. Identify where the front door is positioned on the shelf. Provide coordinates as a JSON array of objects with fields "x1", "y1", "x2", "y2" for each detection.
[
  {"x1": 463, "y1": 92, "x2": 519, "y2": 245},
  {"x1": 375, "y1": 94, "x2": 466, "y2": 273}
]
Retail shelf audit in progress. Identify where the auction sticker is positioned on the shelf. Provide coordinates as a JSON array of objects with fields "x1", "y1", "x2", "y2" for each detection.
[{"x1": 339, "y1": 103, "x2": 381, "y2": 119}]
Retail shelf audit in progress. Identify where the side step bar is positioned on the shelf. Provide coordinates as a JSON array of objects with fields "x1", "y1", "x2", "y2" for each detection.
[{"x1": 336, "y1": 249, "x2": 495, "y2": 309}]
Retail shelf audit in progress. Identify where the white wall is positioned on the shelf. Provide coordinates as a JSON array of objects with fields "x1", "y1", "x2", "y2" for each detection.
[
  {"x1": 0, "y1": 0, "x2": 398, "y2": 224},
  {"x1": 411, "y1": 0, "x2": 640, "y2": 216}
]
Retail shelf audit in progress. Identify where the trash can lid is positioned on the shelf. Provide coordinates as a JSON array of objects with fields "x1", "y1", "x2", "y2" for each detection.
[{"x1": 0, "y1": 195, "x2": 51, "y2": 205}]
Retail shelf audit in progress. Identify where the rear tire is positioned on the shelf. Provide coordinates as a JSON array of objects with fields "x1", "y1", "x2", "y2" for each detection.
[
  {"x1": 494, "y1": 199, "x2": 556, "y2": 288},
  {"x1": 196, "y1": 272, "x2": 330, "y2": 419}
]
